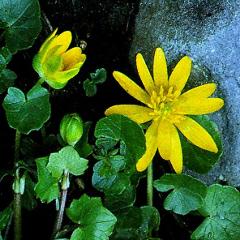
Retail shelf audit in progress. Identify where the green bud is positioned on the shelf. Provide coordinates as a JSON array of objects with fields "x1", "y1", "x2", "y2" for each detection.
[{"x1": 60, "y1": 113, "x2": 83, "y2": 146}]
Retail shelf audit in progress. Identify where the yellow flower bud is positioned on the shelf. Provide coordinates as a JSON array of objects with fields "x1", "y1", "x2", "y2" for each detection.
[
  {"x1": 33, "y1": 29, "x2": 86, "y2": 89},
  {"x1": 60, "y1": 113, "x2": 83, "y2": 146}
]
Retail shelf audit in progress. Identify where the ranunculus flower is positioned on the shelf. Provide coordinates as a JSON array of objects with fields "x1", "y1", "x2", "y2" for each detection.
[
  {"x1": 105, "y1": 48, "x2": 224, "y2": 173},
  {"x1": 33, "y1": 29, "x2": 86, "y2": 89}
]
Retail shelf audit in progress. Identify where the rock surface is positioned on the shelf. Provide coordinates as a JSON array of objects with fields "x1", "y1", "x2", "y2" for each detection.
[{"x1": 130, "y1": 0, "x2": 240, "y2": 186}]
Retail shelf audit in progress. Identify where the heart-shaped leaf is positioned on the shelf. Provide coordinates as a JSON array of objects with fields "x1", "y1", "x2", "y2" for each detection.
[
  {"x1": 192, "y1": 184, "x2": 240, "y2": 240},
  {"x1": 3, "y1": 85, "x2": 51, "y2": 134},
  {"x1": 154, "y1": 174, "x2": 207, "y2": 215},
  {"x1": 0, "y1": 0, "x2": 41, "y2": 53}
]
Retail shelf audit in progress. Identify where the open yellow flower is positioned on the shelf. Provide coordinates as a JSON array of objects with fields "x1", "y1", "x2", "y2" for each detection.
[
  {"x1": 105, "y1": 48, "x2": 224, "y2": 173},
  {"x1": 33, "y1": 29, "x2": 86, "y2": 89}
]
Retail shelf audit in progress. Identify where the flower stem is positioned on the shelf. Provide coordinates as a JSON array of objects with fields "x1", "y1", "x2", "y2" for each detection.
[
  {"x1": 14, "y1": 130, "x2": 22, "y2": 240},
  {"x1": 51, "y1": 172, "x2": 69, "y2": 239},
  {"x1": 147, "y1": 163, "x2": 153, "y2": 206}
]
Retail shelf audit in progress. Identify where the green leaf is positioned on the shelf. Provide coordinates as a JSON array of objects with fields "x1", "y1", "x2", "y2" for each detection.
[
  {"x1": 83, "y1": 79, "x2": 97, "y2": 97},
  {"x1": 47, "y1": 146, "x2": 88, "y2": 179},
  {"x1": 2, "y1": 85, "x2": 51, "y2": 134},
  {"x1": 0, "y1": 205, "x2": 12, "y2": 231},
  {"x1": 0, "y1": 47, "x2": 12, "y2": 70},
  {"x1": 67, "y1": 194, "x2": 117, "y2": 240},
  {"x1": 191, "y1": 184, "x2": 240, "y2": 240},
  {"x1": 181, "y1": 115, "x2": 222, "y2": 173},
  {"x1": 154, "y1": 174, "x2": 207, "y2": 215},
  {"x1": 35, "y1": 157, "x2": 59, "y2": 203},
  {"x1": 94, "y1": 115, "x2": 146, "y2": 164},
  {"x1": 0, "y1": 0, "x2": 41, "y2": 53},
  {"x1": 112, "y1": 206, "x2": 160, "y2": 240},
  {"x1": 74, "y1": 122, "x2": 93, "y2": 158},
  {"x1": 90, "y1": 68, "x2": 107, "y2": 84},
  {"x1": 0, "y1": 68, "x2": 16, "y2": 94}
]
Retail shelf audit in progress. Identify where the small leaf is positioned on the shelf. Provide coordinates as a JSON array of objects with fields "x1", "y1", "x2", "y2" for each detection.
[
  {"x1": 0, "y1": 47, "x2": 12, "y2": 69},
  {"x1": 35, "y1": 157, "x2": 59, "y2": 203},
  {"x1": 47, "y1": 146, "x2": 88, "y2": 179},
  {"x1": 90, "y1": 68, "x2": 107, "y2": 84},
  {"x1": 191, "y1": 184, "x2": 240, "y2": 240},
  {"x1": 94, "y1": 115, "x2": 146, "y2": 164},
  {"x1": 0, "y1": 205, "x2": 12, "y2": 231},
  {"x1": 181, "y1": 115, "x2": 222, "y2": 173},
  {"x1": 154, "y1": 174, "x2": 207, "y2": 215},
  {"x1": 67, "y1": 194, "x2": 117, "y2": 240},
  {"x1": 83, "y1": 79, "x2": 97, "y2": 97},
  {"x1": 0, "y1": 0, "x2": 41, "y2": 53},
  {"x1": 3, "y1": 85, "x2": 51, "y2": 134}
]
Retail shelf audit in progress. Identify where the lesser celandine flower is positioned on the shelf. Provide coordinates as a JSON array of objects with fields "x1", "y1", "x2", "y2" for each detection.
[
  {"x1": 33, "y1": 29, "x2": 86, "y2": 89},
  {"x1": 105, "y1": 48, "x2": 224, "y2": 173}
]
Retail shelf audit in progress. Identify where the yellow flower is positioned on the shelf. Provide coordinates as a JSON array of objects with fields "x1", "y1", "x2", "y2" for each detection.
[
  {"x1": 105, "y1": 48, "x2": 224, "y2": 173},
  {"x1": 33, "y1": 29, "x2": 86, "y2": 89}
]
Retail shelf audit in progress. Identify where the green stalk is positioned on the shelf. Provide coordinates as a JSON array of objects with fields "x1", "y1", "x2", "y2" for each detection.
[
  {"x1": 147, "y1": 163, "x2": 153, "y2": 206},
  {"x1": 14, "y1": 130, "x2": 22, "y2": 240}
]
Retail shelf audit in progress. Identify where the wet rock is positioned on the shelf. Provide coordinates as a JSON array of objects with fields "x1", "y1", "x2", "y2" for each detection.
[{"x1": 130, "y1": 0, "x2": 240, "y2": 186}]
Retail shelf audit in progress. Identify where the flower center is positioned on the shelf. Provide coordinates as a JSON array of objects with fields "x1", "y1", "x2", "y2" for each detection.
[{"x1": 148, "y1": 85, "x2": 182, "y2": 122}]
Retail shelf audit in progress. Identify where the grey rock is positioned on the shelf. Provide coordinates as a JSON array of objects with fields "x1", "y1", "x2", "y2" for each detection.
[{"x1": 130, "y1": 0, "x2": 240, "y2": 186}]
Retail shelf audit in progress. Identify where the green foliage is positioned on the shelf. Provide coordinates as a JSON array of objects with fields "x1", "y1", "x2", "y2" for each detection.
[
  {"x1": 35, "y1": 157, "x2": 59, "y2": 203},
  {"x1": 154, "y1": 174, "x2": 207, "y2": 215},
  {"x1": 191, "y1": 184, "x2": 240, "y2": 240},
  {"x1": 83, "y1": 68, "x2": 107, "y2": 97},
  {"x1": 94, "y1": 114, "x2": 146, "y2": 162},
  {"x1": 181, "y1": 115, "x2": 222, "y2": 173},
  {"x1": 0, "y1": 0, "x2": 41, "y2": 53},
  {"x1": 47, "y1": 146, "x2": 88, "y2": 179},
  {"x1": 2, "y1": 85, "x2": 51, "y2": 134},
  {"x1": 0, "y1": 205, "x2": 12, "y2": 231},
  {"x1": 66, "y1": 194, "x2": 117, "y2": 240},
  {"x1": 0, "y1": 47, "x2": 16, "y2": 94},
  {"x1": 111, "y1": 206, "x2": 160, "y2": 240}
]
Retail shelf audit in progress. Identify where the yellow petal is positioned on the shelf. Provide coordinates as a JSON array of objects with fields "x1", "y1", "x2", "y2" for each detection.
[
  {"x1": 136, "y1": 53, "x2": 155, "y2": 94},
  {"x1": 105, "y1": 104, "x2": 154, "y2": 124},
  {"x1": 157, "y1": 121, "x2": 182, "y2": 173},
  {"x1": 113, "y1": 71, "x2": 150, "y2": 105},
  {"x1": 175, "y1": 116, "x2": 218, "y2": 153},
  {"x1": 50, "y1": 31, "x2": 72, "y2": 55},
  {"x1": 179, "y1": 83, "x2": 216, "y2": 99},
  {"x1": 174, "y1": 98, "x2": 224, "y2": 115},
  {"x1": 136, "y1": 120, "x2": 159, "y2": 172},
  {"x1": 169, "y1": 124, "x2": 183, "y2": 174},
  {"x1": 40, "y1": 28, "x2": 58, "y2": 52},
  {"x1": 62, "y1": 47, "x2": 86, "y2": 70},
  {"x1": 157, "y1": 120, "x2": 172, "y2": 160},
  {"x1": 153, "y1": 48, "x2": 168, "y2": 88},
  {"x1": 169, "y1": 56, "x2": 192, "y2": 95}
]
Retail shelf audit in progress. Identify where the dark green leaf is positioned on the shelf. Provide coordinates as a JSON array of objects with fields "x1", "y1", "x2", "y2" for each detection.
[
  {"x1": 90, "y1": 68, "x2": 107, "y2": 84},
  {"x1": 94, "y1": 115, "x2": 146, "y2": 164},
  {"x1": 0, "y1": 68, "x2": 16, "y2": 94},
  {"x1": 181, "y1": 115, "x2": 222, "y2": 173},
  {"x1": 35, "y1": 157, "x2": 59, "y2": 203},
  {"x1": 191, "y1": 184, "x2": 240, "y2": 240},
  {"x1": 0, "y1": 205, "x2": 12, "y2": 231},
  {"x1": 75, "y1": 122, "x2": 93, "y2": 158},
  {"x1": 3, "y1": 85, "x2": 51, "y2": 134},
  {"x1": 83, "y1": 79, "x2": 97, "y2": 97},
  {"x1": 0, "y1": 47, "x2": 12, "y2": 69},
  {"x1": 0, "y1": 0, "x2": 41, "y2": 53},
  {"x1": 67, "y1": 194, "x2": 117, "y2": 240},
  {"x1": 47, "y1": 146, "x2": 88, "y2": 179},
  {"x1": 154, "y1": 174, "x2": 207, "y2": 215}
]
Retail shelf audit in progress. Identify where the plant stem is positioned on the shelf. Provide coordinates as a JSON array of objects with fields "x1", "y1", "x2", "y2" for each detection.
[
  {"x1": 13, "y1": 130, "x2": 22, "y2": 240},
  {"x1": 51, "y1": 189, "x2": 68, "y2": 239},
  {"x1": 13, "y1": 193, "x2": 21, "y2": 240},
  {"x1": 147, "y1": 163, "x2": 153, "y2": 206}
]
